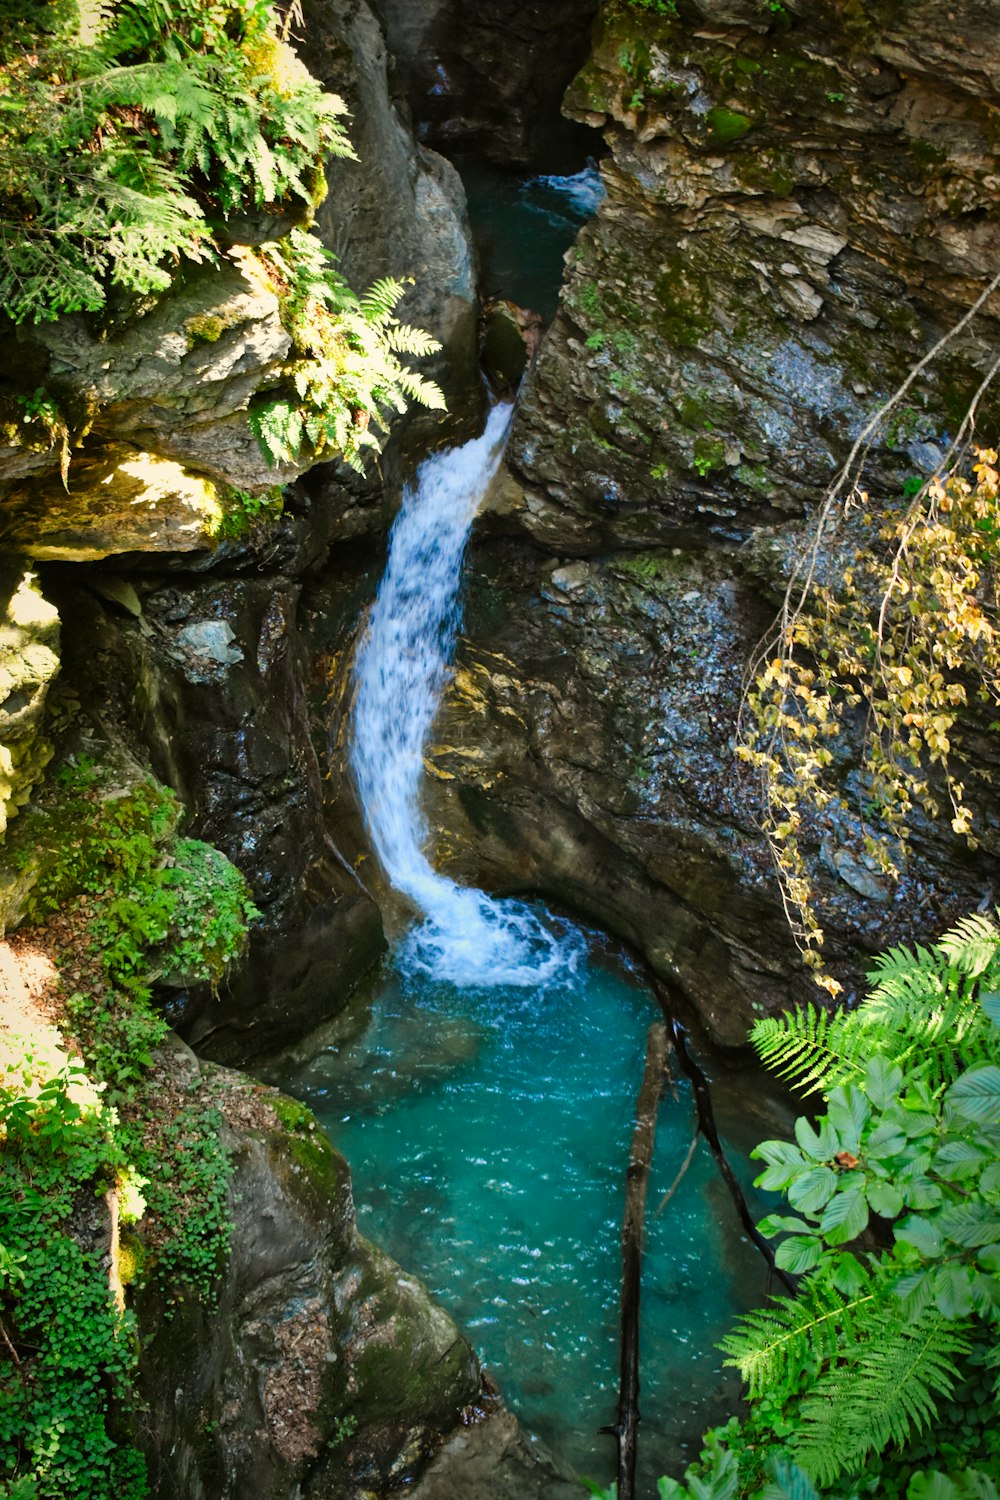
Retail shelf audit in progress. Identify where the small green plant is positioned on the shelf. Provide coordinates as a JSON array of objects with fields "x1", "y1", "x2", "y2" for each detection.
[
  {"x1": 24, "y1": 755, "x2": 259, "y2": 991},
  {"x1": 623, "y1": 0, "x2": 678, "y2": 14},
  {"x1": 248, "y1": 232, "x2": 445, "y2": 474}
]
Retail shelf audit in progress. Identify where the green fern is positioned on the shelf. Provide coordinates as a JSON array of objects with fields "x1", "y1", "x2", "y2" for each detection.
[
  {"x1": 721, "y1": 1271, "x2": 881, "y2": 1397},
  {"x1": 751, "y1": 915, "x2": 1000, "y2": 1098},
  {"x1": 795, "y1": 1307, "x2": 970, "y2": 1485}
]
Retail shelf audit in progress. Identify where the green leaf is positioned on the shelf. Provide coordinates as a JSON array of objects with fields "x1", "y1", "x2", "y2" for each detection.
[
  {"x1": 775, "y1": 1235, "x2": 823, "y2": 1274},
  {"x1": 865, "y1": 1056, "x2": 904, "y2": 1110},
  {"x1": 866, "y1": 1179, "x2": 904, "y2": 1219},
  {"x1": 754, "y1": 1139, "x2": 810, "y2": 1191},
  {"x1": 819, "y1": 1182, "x2": 869, "y2": 1245},
  {"x1": 895, "y1": 1215, "x2": 944, "y2": 1258},
  {"x1": 788, "y1": 1167, "x2": 839, "y2": 1215},
  {"x1": 982, "y1": 991, "x2": 1000, "y2": 1030},
  {"x1": 934, "y1": 1139, "x2": 990, "y2": 1181},
  {"x1": 936, "y1": 1201, "x2": 1000, "y2": 1249},
  {"x1": 795, "y1": 1115, "x2": 839, "y2": 1161},
  {"x1": 759, "y1": 1213, "x2": 812, "y2": 1237},
  {"x1": 948, "y1": 1065, "x2": 1000, "y2": 1125},
  {"x1": 930, "y1": 1262, "x2": 975, "y2": 1318},
  {"x1": 827, "y1": 1084, "x2": 870, "y2": 1153}
]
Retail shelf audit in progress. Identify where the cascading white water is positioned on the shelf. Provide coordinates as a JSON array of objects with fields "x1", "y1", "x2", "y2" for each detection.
[{"x1": 351, "y1": 403, "x2": 583, "y2": 986}]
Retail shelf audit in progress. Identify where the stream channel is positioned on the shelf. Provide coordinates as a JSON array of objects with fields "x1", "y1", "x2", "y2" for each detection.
[{"x1": 278, "y1": 167, "x2": 790, "y2": 1490}]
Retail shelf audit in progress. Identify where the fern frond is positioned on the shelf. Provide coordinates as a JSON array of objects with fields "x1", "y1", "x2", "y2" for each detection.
[
  {"x1": 936, "y1": 913, "x2": 1000, "y2": 981},
  {"x1": 795, "y1": 1307, "x2": 970, "y2": 1486},
  {"x1": 721, "y1": 1271, "x2": 880, "y2": 1396},
  {"x1": 382, "y1": 325, "x2": 442, "y2": 358},
  {"x1": 750, "y1": 1007, "x2": 870, "y2": 1096},
  {"x1": 360, "y1": 276, "x2": 406, "y2": 323}
]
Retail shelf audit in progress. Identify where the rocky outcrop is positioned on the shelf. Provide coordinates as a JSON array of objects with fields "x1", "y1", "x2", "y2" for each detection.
[
  {"x1": 504, "y1": 0, "x2": 1000, "y2": 551},
  {"x1": 377, "y1": 0, "x2": 602, "y2": 167},
  {"x1": 0, "y1": 563, "x2": 59, "y2": 837},
  {"x1": 136, "y1": 1039, "x2": 482, "y2": 1500}
]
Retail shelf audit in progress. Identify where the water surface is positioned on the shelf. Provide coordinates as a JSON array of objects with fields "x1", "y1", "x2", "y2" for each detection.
[{"x1": 279, "y1": 936, "x2": 774, "y2": 1489}]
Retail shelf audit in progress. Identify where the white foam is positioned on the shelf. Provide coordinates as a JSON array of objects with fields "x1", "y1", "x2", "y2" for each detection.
[{"x1": 522, "y1": 164, "x2": 605, "y2": 220}]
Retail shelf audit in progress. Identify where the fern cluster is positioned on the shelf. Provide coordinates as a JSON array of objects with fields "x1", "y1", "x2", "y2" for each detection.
[
  {"x1": 0, "y1": 0, "x2": 353, "y2": 323},
  {"x1": 637, "y1": 913, "x2": 1000, "y2": 1499},
  {"x1": 249, "y1": 230, "x2": 445, "y2": 474}
]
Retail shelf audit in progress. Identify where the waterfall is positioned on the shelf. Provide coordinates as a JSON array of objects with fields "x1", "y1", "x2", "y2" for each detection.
[{"x1": 351, "y1": 403, "x2": 583, "y2": 987}]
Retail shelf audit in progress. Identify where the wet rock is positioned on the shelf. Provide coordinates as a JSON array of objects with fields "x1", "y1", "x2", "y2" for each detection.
[
  {"x1": 481, "y1": 300, "x2": 544, "y2": 394},
  {"x1": 136, "y1": 1047, "x2": 481, "y2": 1499},
  {"x1": 408, "y1": 1406, "x2": 581, "y2": 1500}
]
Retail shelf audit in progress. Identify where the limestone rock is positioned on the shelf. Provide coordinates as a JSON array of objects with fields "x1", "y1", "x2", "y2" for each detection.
[
  {"x1": 1, "y1": 448, "x2": 227, "y2": 562},
  {"x1": 0, "y1": 563, "x2": 58, "y2": 839},
  {"x1": 302, "y1": 0, "x2": 480, "y2": 422}
]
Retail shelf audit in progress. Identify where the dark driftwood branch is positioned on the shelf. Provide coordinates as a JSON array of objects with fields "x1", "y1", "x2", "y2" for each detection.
[
  {"x1": 643, "y1": 974, "x2": 797, "y2": 1297},
  {"x1": 615, "y1": 1020, "x2": 671, "y2": 1500}
]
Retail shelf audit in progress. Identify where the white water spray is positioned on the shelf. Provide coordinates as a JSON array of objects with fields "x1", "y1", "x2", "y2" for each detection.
[{"x1": 351, "y1": 404, "x2": 583, "y2": 987}]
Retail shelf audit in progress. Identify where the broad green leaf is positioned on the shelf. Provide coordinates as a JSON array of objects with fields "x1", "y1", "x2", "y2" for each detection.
[
  {"x1": 970, "y1": 1270, "x2": 1000, "y2": 1316},
  {"x1": 865, "y1": 1056, "x2": 903, "y2": 1110},
  {"x1": 981, "y1": 1162, "x2": 1000, "y2": 1194},
  {"x1": 788, "y1": 1167, "x2": 839, "y2": 1215},
  {"x1": 758, "y1": 1214, "x2": 811, "y2": 1237},
  {"x1": 775, "y1": 1235, "x2": 823, "y2": 1274},
  {"x1": 899, "y1": 1162, "x2": 943, "y2": 1210},
  {"x1": 981, "y1": 991, "x2": 1000, "y2": 1030},
  {"x1": 819, "y1": 1182, "x2": 869, "y2": 1245},
  {"x1": 866, "y1": 1179, "x2": 904, "y2": 1219},
  {"x1": 894, "y1": 1214, "x2": 943, "y2": 1258},
  {"x1": 866, "y1": 1119, "x2": 908, "y2": 1159},
  {"x1": 830, "y1": 1250, "x2": 870, "y2": 1295},
  {"x1": 949, "y1": 1065, "x2": 1000, "y2": 1125},
  {"x1": 934, "y1": 1139, "x2": 990, "y2": 1181},
  {"x1": 931, "y1": 1262, "x2": 974, "y2": 1318},
  {"x1": 755, "y1": 1140, "x2": 810, "y2": 1192},
  {"x1": 936, "y1": 1201, "x2": 1000, "y2": 1249},
  {"x1": 827, "y1": 1084, "x2": 870, "y2": 1152},
  {"x1": 795, "y1": 1115, "x2": 839, "y2": 1161},
  {"x1": 893, "y1": 1268, "x2": 934, "y2": 1317}
]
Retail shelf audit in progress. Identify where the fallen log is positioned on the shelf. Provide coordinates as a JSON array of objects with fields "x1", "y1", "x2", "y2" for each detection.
[{"x1": 614, "y1": 1019, "x2": 671, "y2": 1500}]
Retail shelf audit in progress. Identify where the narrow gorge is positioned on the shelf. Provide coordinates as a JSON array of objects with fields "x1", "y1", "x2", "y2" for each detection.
[{"x1": 1, "y1": 2, "x2": 999, "y2": 1498}]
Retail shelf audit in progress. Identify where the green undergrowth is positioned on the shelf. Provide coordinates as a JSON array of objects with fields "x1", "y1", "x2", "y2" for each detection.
[
  {"x1": 16, "y1": 751, "x2": 258, "y2": 990},
  {"x1": 0, "y1": 748, "x2": 261, "y2": 1496}
]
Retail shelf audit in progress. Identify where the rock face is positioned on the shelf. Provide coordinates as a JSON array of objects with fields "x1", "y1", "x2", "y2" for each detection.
[
  {"x1": 302, "y1": 0, "x2": 480, "y2": 423},
  {"x1": 364, "y1": 0, "x2": 1000, "y2": 1044},
  {"x1": 505, "y1": 0, "x2": 1000, "y2": 551},
  {"x1": 0, "y1": 564, "x2": 59, "y2": 837},
  {"x1": 377, "y1": 0, "x2": 602, "y2": 167},
  {"x1": 136, "y1": 1041, "x2": 482, "y2": 1500}
]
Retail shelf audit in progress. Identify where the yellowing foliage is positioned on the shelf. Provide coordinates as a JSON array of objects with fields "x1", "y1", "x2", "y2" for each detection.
[{"x1": 739, "y1": 450, "x2": 1000, "y2": 993}]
